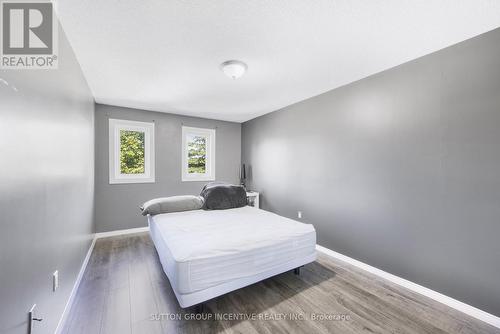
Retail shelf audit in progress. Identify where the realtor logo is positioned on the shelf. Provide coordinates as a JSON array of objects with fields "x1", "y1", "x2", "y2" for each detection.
[{"x1": 1, "y1": 0, "x2": 58, "y2": 69}]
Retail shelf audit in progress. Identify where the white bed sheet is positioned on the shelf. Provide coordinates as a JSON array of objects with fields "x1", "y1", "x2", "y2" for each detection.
[{"x1": 148, "y1": 206, "x2": 316, "y2": 300}]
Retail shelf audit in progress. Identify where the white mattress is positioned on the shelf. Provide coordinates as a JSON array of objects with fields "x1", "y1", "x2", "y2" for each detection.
[{"x1": 149, "y1": 206, "x2": 316, "y2": 297}]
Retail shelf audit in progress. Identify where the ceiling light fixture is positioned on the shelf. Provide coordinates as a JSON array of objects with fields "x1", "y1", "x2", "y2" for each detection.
[{"x1": 220, "y1": 60, "x2": 247, "y2": 79}]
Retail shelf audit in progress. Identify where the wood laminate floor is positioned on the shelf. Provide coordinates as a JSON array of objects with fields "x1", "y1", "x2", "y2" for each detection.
[{"x1": 62, "y1": 233, "x2": 499, "y2": 334}]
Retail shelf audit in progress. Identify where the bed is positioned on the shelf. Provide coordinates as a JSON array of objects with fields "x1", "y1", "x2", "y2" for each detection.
[{"x1": 148, "y1": 205, "x2": 316, "y2": 308}]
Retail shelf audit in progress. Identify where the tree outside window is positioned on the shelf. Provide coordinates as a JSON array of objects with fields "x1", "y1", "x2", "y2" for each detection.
[
  {"x1": 187, "y1": 135, "x2": 206, "y2": 174},
  {"x1": 120, "y1": 130, "x2": 145, "y2": 174},
  {"x1": 182, "y1": 126, "x2": 215, "y2": 181},
  {"x1": 109, "y1": 119, "x2": 155, "y2": 184}
]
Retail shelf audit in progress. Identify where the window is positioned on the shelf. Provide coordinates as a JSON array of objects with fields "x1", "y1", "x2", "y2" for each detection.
[
  {"x1": 109, "y1": 119, "x2": 155, "y2": 184},
  {"x1": 182, "y1": 126, "x2": 215, "y2": 181}
]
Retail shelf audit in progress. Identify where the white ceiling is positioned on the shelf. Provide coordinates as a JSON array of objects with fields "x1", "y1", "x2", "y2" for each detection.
[{"x1": 56, "y1": 1, "x2": 500, "y2": 123}]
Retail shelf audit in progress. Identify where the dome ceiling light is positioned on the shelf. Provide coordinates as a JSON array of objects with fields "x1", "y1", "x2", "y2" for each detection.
[{"x1": 220, "y1": 60, "x2": 247, "y2": 79}]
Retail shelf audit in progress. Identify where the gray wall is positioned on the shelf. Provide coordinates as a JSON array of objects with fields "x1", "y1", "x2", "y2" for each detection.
[
  {"x1": 242, "y1": 28, "x2": 500, "y2": 316},
  {"x1": 95, "y1": 104, "x2": 241, "y2": 232},
  {"x1": 0, "y1": 29, "x2": 95, "y2": 333}
]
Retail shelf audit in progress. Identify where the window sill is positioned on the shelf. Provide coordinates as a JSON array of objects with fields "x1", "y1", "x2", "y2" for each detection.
[
  {"x1": 181, "y1": 176, "x2": 215, "y2": 182},
  {"x1": 109, "y1": 178, "x2": 155, "y2": 184}
]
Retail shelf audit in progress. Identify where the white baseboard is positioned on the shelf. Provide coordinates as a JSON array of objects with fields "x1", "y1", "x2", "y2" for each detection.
[
  {"x1": 55, "y1": 235, "x2": 96, "y2": 334},
  {"x1": 316, "y1": 244, "x2": 500, "y2": 329},
  {"x1": 95, "y1": 226, "x2": 149, "y2": 239}
]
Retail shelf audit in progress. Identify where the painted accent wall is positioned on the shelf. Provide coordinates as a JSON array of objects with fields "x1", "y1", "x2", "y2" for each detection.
[
  {"x1": 0, "y1": 28, "x2": 95, "y2": 334},
  {"x1": 94, "y1": 104, "x2": 241, "y2": 232},
  {"x1": 242, "y1": 28, "x2": 500, "y2": 316}
]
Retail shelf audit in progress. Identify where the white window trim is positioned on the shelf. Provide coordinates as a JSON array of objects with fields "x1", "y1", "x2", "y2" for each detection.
[
  {"x1": 109, "y1": 119, "x2": 155, "y2": 184},
  {"x1": 182, "y1": 126, "x2": 215, "y2": 182}
]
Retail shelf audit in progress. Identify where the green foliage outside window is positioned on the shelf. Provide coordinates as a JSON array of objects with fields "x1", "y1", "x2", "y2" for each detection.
[
  {"x1": 188, "y1": 135, "x2": 206, "y2": 174},
  {"x1": 120, "y1": 130, "x2": 145, "y2": 174}
]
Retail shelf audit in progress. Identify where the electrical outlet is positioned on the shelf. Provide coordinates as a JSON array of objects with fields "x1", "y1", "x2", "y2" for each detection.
[
  {"x1": 53, "y1": 270, "x2": 59, "y2": 292},
  {"x1": 297, "y1": 211, "x2": 302, "y2": 219}
]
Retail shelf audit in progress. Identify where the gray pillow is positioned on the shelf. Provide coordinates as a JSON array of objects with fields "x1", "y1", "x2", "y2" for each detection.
[
  {"x1": 140, "y1": 195, "x2": 204, "y2": 216},
  {"x1": 200, "y1": 182, "x2": 247, "y2": 210}
]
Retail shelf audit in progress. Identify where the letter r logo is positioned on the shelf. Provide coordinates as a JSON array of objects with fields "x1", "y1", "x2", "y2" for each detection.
[{"x1": 2, "y1": 2, "x2": 53, "y2": 54}]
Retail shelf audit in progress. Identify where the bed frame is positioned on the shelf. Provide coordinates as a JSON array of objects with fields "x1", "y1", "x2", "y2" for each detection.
[
  {"x1": 190, "y1": 265, "x2": 304, "y2": 313},
  {"x1": 170, "y1": 253, "x2": 315, "y2": 308},
  {"x1": 148, "y1": 215, "x2": 316, "y2": 309}
]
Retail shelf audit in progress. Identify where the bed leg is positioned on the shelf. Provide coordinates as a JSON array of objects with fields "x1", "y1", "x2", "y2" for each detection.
[{"x1": 293, "y1": 267, "x2": 301, "y2": 275}]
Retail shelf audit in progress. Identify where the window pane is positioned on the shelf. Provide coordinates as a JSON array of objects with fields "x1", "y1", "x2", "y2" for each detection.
[
  {"x1": 120, "y1": 130, "x2": 145, "y2": 174},
  {"x1": 187, "y1": 135, "x2": 206, "y2": 174}
]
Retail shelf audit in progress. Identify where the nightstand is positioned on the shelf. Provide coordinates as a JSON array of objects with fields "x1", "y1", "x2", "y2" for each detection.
[{"x1": 246, "y1": 191, "x2": 260, "y2": 208}]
